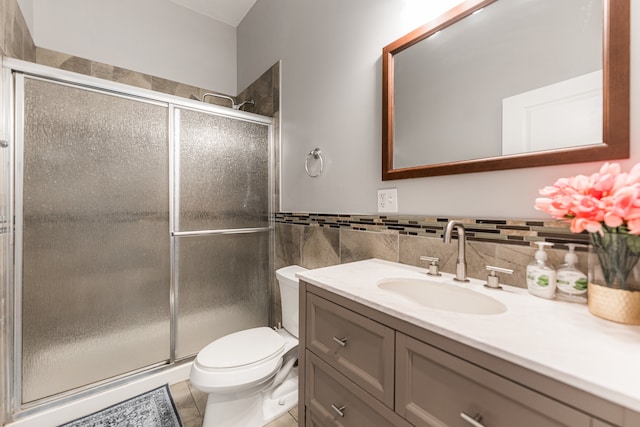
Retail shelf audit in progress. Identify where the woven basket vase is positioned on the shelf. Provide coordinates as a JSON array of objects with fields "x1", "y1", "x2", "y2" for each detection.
[
  {"x1": 588, "y1": 231, "x2": 640, "y2": 325},
  {"x1": 588, "y1": 282, "x2": 640, "y2": 325}
]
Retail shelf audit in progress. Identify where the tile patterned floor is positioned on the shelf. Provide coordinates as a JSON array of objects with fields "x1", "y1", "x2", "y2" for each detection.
[{"x1": 169, "y1": 380, "x2": 298, "y2": 427}]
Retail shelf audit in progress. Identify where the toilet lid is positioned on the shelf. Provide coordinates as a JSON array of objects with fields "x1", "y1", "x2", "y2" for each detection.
[{"x1": 196, "y1": 327, "x2": 285, "y2": 369}]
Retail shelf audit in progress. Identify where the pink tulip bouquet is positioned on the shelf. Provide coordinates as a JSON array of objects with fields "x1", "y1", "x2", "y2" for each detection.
[{"x1": 534, "y1": 162, "x2": 640, "y2": 290}]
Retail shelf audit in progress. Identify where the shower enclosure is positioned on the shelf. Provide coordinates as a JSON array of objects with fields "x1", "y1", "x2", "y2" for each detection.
[{"x1": 0, "y1": 59, "x2": 273, "y2": 416}]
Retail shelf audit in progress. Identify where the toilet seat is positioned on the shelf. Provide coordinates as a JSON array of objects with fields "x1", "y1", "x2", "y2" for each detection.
[
  {"x1": 197, "y1": 327, "x2": 285, "y2": 369},
  {"x1": 191, "y1": 327, "x2": 286, "y2": 390}
]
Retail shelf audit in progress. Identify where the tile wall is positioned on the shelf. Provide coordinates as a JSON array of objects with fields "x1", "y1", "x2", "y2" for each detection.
[
  {"x1": 271, "y1": 212, "x2": 589, "y2": 326},
  {"x1": 0, "y1": 0, "x2": 36, "y2": 61},
  {"x1": 237, "y1": 61, "x2": 280, "y2": 117},
  {"x1": 34, "y1": 47, "x2": 281, "y2": 113}
]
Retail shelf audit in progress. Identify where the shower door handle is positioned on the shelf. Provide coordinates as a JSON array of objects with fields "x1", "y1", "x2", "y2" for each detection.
[{"x1": 172, "y1": 226, "x2": 271, "y2": 237}]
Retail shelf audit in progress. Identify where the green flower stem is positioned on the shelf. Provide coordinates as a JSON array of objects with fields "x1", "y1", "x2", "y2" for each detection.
[{"x1": 591, "y1": 226, "x2": 640, "y2": 290}]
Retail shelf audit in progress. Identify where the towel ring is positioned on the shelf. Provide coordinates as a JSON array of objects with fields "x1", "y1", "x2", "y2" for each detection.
[{"x1": 305, "y1": 148, "x2": 324, "y2": 178}]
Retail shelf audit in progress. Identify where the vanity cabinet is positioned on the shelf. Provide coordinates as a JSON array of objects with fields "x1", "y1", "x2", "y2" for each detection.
[
  {"x1": 305, "y1": 292, "x2": 394, "y2": 407},
  {"x1": 299, "y1": 280, "x2": 636, "y2": 427},
  {"x1": 396, "y1": 333, "x2": 589, "y2": 427},
  {"x1": 305, "y1": 351, "x2": 411, "y2": 427}
]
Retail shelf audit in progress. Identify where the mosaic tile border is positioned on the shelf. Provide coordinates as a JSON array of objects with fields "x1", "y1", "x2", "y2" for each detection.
[{"x1": 274, "y1": 212, "x2": 589, "y2": 249}]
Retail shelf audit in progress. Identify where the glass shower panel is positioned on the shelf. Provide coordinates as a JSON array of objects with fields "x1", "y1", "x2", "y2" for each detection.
[
  {"x1": 175, "y1": 107, "x2": 271, "y2": 359},
  {"x1": 20, "y1": 78, "x2": 170, "y2": 403},
  {"x1": 175, "y1": 232, "x2": 270, "y2": 358},
  {"x1": 177, "y1": 108, "x2": 270, "y2": 231}
]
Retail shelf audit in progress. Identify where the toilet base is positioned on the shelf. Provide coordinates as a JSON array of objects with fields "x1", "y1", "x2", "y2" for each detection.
[
  {"x1": 262, "y1": 367, "x2": 298, "y2": 424},
  {"x1": 201, "y1": 367, "x2": 298, "y2": 427}
]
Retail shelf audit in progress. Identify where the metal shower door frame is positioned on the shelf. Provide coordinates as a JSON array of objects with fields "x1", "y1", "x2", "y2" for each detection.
[
  {"x1": 2, "y1": 57, "x2": 274, "y2": 418},
  {"x1": 170, "y1": 105, "x2": 274, "y2": 361},
  {"x1": 12, "y1": 71, "x2": 174, "y2": 409},
  {"x1": 0, "y1": 65, "x2": 16, "y2": 425}
]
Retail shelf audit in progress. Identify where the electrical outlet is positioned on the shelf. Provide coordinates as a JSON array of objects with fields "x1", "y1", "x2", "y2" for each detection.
[{"x1": 377, "y1": 188, "x2": 398, "y2": 213}]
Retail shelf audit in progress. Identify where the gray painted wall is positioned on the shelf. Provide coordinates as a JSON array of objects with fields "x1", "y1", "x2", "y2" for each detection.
[
  {"x1": 237, "y1": 0, "x2": 640, "y2": 219},
  {"x1": 14, "y1": 0, "x2": 639, "y2": 219},
  {"x1": 18, "y1": 0, "x2": 238, "y2": 94}
]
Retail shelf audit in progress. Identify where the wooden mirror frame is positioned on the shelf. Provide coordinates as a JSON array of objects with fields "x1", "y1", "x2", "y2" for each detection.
[{"x1": 382, "y1": 0, "x2": 629, "y2": 180}]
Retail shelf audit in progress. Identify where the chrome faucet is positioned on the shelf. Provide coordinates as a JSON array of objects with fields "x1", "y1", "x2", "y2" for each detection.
[{"x1": 443, "y1": 220, "x2": 469, "y2": 282}]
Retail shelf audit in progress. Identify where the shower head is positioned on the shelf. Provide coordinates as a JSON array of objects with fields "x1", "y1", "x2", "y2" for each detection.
[
  {"x1": 234, "y1": 100, "x2": 255, "y2": 110},
  {"x1": 199, "y1": 93, "x2": 255, "y2": 111},
  {"x1": 201, "y1": 92, "x2": 235, "y2": 106}
]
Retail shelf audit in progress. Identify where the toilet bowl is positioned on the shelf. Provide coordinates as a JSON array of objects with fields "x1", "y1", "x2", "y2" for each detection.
[{"x1": 189, "y1": 265, "x2": 307, "y2": 427}]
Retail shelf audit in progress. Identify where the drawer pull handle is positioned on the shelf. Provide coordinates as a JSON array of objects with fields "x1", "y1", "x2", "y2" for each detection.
[
  {"x1": 332, "y1": 336, "x2": 348, "y2": 347},
  {"x1": 460, "y1": 412, "x2": 486, "y2": 427},
  {"x1": 331, "y1": 404, "x2": 346, "y2": 417}
]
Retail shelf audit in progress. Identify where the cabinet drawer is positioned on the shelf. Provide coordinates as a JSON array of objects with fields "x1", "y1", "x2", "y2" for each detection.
[
  {"x1": 306, "y1": 293, "x2": 394, "y2": 407},
  {"x1": 305, "y1": 351, "x2": 411, "y2": 427},
  {"x1": 396, "y1": 333, "x2": 591, "y2": 427}
]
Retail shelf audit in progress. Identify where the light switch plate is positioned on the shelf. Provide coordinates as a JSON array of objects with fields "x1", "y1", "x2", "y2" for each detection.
[{"x1": 377, "y1": 188, "x2": 398, "y2": 213}]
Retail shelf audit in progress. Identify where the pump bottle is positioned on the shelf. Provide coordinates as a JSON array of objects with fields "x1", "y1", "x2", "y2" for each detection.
[
  {"x1": 526, "y1": 242, "x2": 557, "y2": 299},
  {"x1": 556, "y1": 244, "x2": 587, "y2": 302}
]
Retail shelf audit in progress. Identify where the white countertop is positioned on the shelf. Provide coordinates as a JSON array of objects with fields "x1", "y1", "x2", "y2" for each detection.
[{"x1": 296, "y1": 258, "x2": 640, "y2": 412}]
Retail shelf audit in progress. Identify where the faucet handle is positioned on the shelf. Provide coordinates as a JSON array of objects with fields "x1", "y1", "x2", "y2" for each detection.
[
  {"x1": 420, "y1": 256, "x2": 442, "y2": 276},
  {"x1": 484, "y1": 265, "x2": 513, "y2": 290}
]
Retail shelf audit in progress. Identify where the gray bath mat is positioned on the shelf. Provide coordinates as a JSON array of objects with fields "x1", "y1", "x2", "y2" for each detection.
[{"x1": 60, "y1": 384, "x2": 182, "y2": 427}]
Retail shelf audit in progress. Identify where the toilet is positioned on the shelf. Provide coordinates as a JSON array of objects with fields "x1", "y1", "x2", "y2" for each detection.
[{"x1": 189, "y1": 265, "x2": 307, "y2": 427}]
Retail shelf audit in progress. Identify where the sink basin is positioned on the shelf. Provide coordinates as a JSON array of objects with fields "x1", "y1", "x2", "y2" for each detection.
[{"x1": 377, "y1": 278, "x2": 507, "y2": 315}]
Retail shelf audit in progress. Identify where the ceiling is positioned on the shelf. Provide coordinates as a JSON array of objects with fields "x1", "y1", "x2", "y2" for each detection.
[{"x1": 169, "y1": 0, "x2": 258, "y2": 27}]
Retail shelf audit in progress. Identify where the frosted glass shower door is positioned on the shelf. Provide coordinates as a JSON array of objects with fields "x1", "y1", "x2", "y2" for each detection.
[
  {"x1": 174, "y1": 108, "x2": 270, "y2": 359},
  {"x1": 19, "y1": 77, "x2": 171, "y2": 403}
]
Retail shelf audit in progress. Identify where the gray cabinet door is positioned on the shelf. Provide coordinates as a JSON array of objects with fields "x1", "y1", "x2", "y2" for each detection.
[
  {"x1": 306, "y1": 293, "x2": 395, "y2": 407},
  {"x1": 305, "y1": 351, "x2": 411, "y2": 427},
  {"x1": 396, "y1": 333, "x2": 591, "y2": 427}
]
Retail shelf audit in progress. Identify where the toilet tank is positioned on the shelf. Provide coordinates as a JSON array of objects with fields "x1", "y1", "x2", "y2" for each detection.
[{"x1": 276, "y1": 265, "x2": 307, "y2": 338}]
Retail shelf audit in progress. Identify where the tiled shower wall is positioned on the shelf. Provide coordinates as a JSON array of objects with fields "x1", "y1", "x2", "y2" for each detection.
[
  {"x1": 34, "y1": 47, "x2": 280, "y2": 116},
  {"x1": 0, "y1": 0, "x2": 35, "y2": 61},
  {"x1": 271, "y1": 213, "x2": 589, "y2": 326}
]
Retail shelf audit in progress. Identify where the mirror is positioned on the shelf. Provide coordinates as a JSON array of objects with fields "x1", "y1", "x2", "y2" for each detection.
[{"x1": 382, "y1": 0, "x2": 629, "y2": 180}]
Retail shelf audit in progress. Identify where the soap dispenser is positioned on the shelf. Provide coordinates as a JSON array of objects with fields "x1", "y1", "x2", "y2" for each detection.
[
  {"x1": 556, "y1": 244, "x2": 587, "y2": 302},
  {"x1": 526, "y1": 242, "x2": 557, "y2": 299}
]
